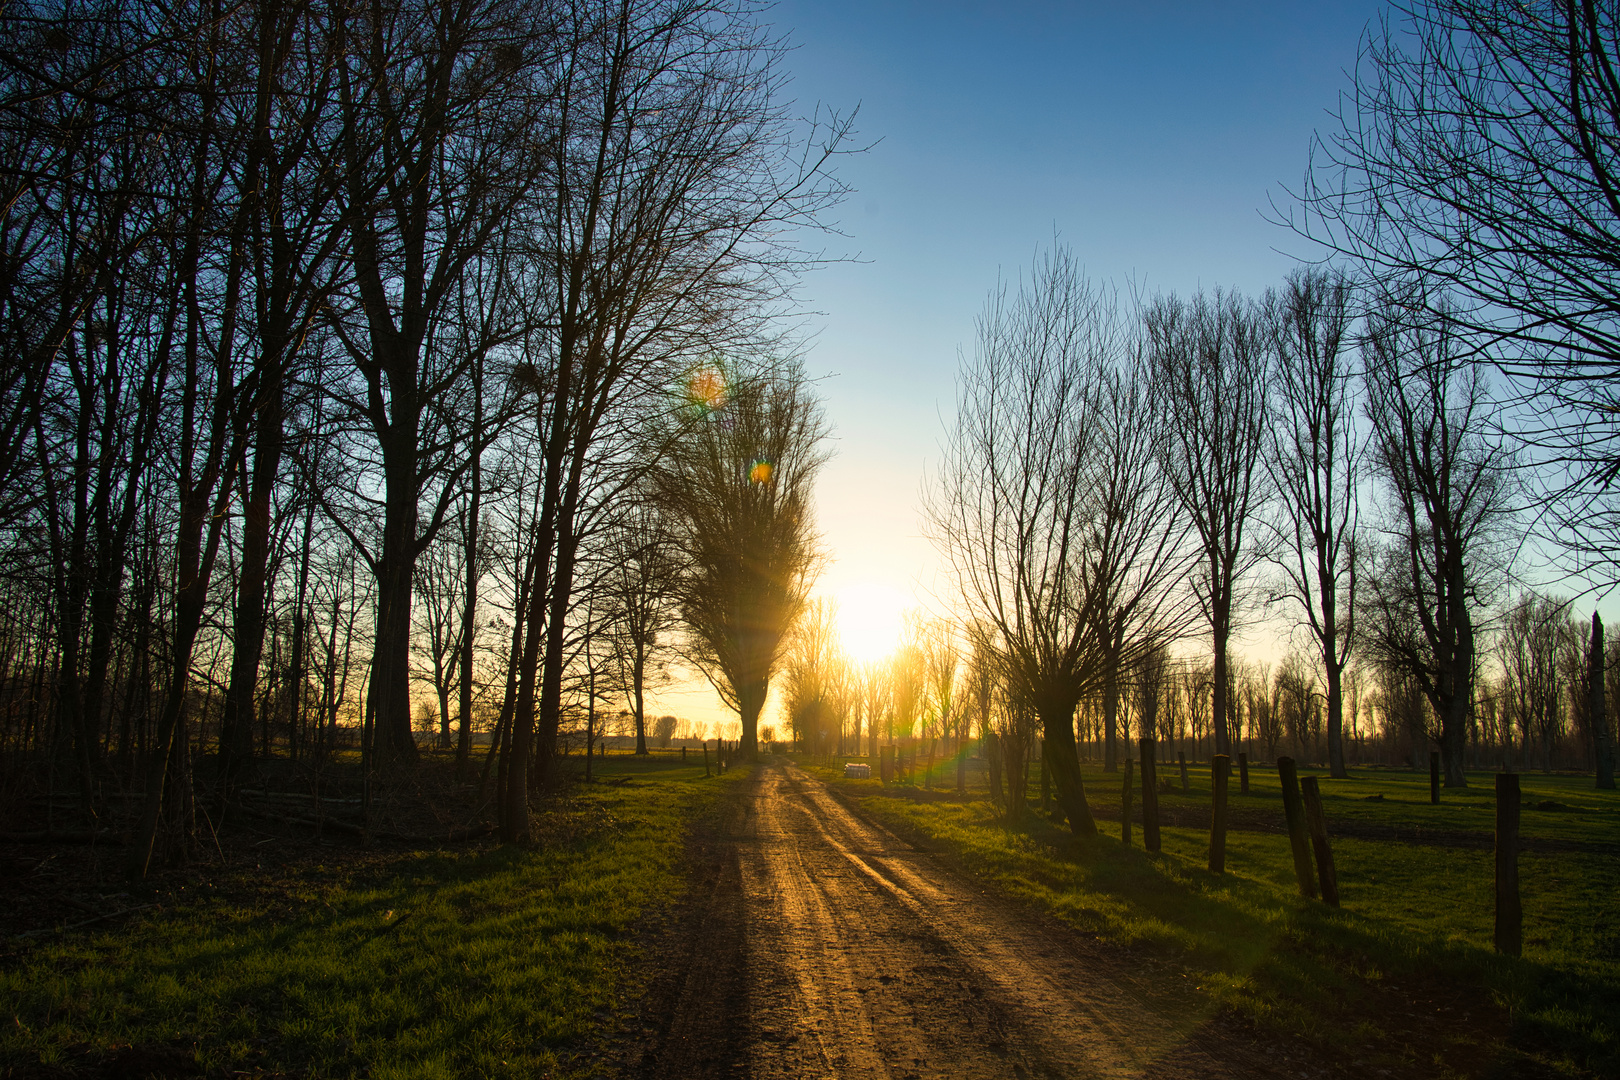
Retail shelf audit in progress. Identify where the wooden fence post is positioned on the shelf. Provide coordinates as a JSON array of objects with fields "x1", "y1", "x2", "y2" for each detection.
[
  {"x1": 1178, "y1": 751, "x2": 1189, "y2": 792},
  {"x1": 1121, "y1": 758, "x2": 1134, "y2": 847},
  {"x1": 1299, "y1": 776, "x2": 1339, "y2": 907},
  {"x1": 1208, "y1": 754, "x2": 1229, "y2": 874},
  {"x1": 703, "y1": 741, "x2": 711, "y2": 778},
  {"x1": 1495, "y1": 772, "x2": 1522, "y2": 957},
  {"x1": 1278, "y1": 757, "x2": 1317, "y2": 899},
  {"x1": 1139, "y1": 738, "x2": 1161, "y2": 852},
  {"x1": 1430, "y1": 750, "x2": 1440, "y2": 804},
  {"x1": 1238, "y1": 752, "x2": 1249, "y2": 794}
]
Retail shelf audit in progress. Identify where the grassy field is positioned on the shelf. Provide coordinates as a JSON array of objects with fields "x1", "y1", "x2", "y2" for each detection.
[
  {"x1": 809, "y1": 756, "x2": 1620, "y2": 1078},
  {"x1": 3, "y1": 755, "x2": 738, "y2": 1080}
]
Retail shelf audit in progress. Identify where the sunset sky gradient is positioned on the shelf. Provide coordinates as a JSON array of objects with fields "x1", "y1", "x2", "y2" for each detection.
[{"x1": 650, "y1": 1, "x2": 1391, "y2": 732}]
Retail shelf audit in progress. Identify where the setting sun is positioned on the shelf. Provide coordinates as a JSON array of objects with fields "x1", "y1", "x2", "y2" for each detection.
[{"x1": 831, "y1": 582, "x2": 909, "y2": 663}]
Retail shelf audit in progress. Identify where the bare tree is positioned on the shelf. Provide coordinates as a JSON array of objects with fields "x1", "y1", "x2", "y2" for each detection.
[
  {"x1": 1147, "y1": 288, "x2": 1272, "y2": 758},
  {"x1": 926, "y1": 248, "x2": 1117, "y2": 836},
  {"x1": 215, "y1": 0, "x2": 350, "y2": 794},
  {"x1": 1275, "y1": 648, "x2": 1320, "y2": 763},
  {"x1": 412, "y1": 537, "x2": 466, "y2": 750},
  {"x1": 1241, "y1": 660, "x2": 1280, "y2": 761},
  {"x1": 887, "y1": 615, "x2": 927, "y2": 749},
  {"x1": 496, "y1": 0, "x2": 852, "y2": 839},
  {"x1": 919, "y1": 617, "x2": 964, "y2": 789},
  {"x1": 1262, "y1": 267, "x2": 1362, "y2": 778},
  {"x1": 1291, "y1": 1, "x2": 1620, "y2": 589},
  {"x1": 1084, "y1": 326, "x2": 1195, "y2": 772},
  {"x1": 1497, "y1": 591, "x2": 1568, "y2": 772},
  {"x1": 1134, "y1": 641, "x2": 1170, "y2": 755},
  {"x1": 858, "y1": 658, "x2": 890, "y2": 757},
  {"x1": 1361, "y1": 299, "x2": 1513, "y2": 786},
  {"x1": 655, "y1": 359, "x2": 828, "y2": 760},
  {"x1": 602, "y1": 503, "x2": 680, "y2": 755},
  {"x1": 989, "y1": 641, "x2": 1037, "y2": 822},
  {"x1": 326, "y1": 0, "x2": 557, "y2": 768},
  {"x1": 781, "y1": 597, "x2": 841, "y2": 753}
]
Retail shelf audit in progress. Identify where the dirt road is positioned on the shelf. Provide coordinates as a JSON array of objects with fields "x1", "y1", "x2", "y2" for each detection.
[{"x1": 625, "y1": 763, "x2": 1322, "y2": 1080}]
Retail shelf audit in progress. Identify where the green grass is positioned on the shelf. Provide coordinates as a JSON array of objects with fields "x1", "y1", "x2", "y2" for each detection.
[
  {"x1": 1095, "y1": 760, "x2": 1620, "y2": 847},
  {"x1": 3, "y1": 757, "x2": 739, "y2": 1079},
  {"x1": 809, "y1": 757, "x2": 1620, "y2": 1077}
]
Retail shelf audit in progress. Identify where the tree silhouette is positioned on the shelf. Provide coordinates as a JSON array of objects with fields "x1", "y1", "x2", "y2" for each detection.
[{"x1": 655, "y1": 359, "x2": 828, "y2": 761}]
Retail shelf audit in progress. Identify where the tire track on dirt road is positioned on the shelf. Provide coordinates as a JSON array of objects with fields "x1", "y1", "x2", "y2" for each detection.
[{"x1": 634, "y1": 762, "x2": 1318, "y2": 1079}]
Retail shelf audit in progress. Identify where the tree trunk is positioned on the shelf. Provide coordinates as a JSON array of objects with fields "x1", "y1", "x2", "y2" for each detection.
[
  {"x1": 536, "y1": 477, "x2": 585, "y2": 789},
  {"x1": 1324, "y1": 657, "x2": 1348, "y2": 779},
  {"x1": 370, "y1": 418, "x2": 422, "y2": 766},
  {"x1": 1102, "y1": 638, "x2": 1121, "y2": 772},
  {"x1": 220, "y1": 380, "x2": 281, "y2": 789},
  {"x1": 456, "y1": 363, "x2": 484, "y2": 780},
  {"x1": 1039, "y1": 704, "x2": 1097, "y2": 837},
  {"x1": 738, "y1": 675, "x2": 767, "y2": 761},
  {"x1": 1212, "y1": 618, "x2": 1231, "y2": 757},
  {"x1": 632, "y1": 651, "x2": 648, "y2": 755}
]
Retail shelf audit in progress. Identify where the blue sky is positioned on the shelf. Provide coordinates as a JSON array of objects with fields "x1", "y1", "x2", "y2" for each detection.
[
  {"x1": 656, "y1": 0, "x2": 1393, "y2": 729},
  {"x1": 780, "y1": 1, "x2": 1383, "y2": 594}
]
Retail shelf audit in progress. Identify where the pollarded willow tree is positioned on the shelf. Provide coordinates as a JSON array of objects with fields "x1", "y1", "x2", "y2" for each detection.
[
  {"x1": 926, "y1": 247, "x2": 1129, "y2": 837},
  {"x1": 654, "y1": 358, "x2": 828, "y2": 760}
]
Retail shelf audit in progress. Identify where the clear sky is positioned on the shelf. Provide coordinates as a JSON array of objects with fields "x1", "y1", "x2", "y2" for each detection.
[{"x1": 648, "y1": 0, "x2": 1391, "y2": 734}]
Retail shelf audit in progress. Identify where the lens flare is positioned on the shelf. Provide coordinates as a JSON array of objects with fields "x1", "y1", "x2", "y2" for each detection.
[
  {"x1": 749, "y1": 459, "x2": 774, "y2": 484},
  {"x1": 684, "y1": 364, "x2": 727, "y2": 415}
]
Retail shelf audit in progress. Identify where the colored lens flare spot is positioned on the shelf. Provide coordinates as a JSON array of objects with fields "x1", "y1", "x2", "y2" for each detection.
[
  {"x1": 687, "y1": 365, "x2": 727, "y2": 412},
  {"x1": 749, "y1": 459, "x2": 774, "y2": 484}
]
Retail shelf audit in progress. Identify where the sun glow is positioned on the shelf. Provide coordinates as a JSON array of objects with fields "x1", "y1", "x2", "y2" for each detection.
[{"x1": 832, "y1": 582, "x2": 909, "y2": 663}]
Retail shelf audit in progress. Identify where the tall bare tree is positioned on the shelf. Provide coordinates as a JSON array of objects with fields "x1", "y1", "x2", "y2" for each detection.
[
  {"x1": 1147, "y1": 288, "x2": 1272, "y2": 758},
  {"x1": 1262, "y1": 266, "x2": 1362, "y2": 778},
  {"x1": 1497, "y1": 591, "x2": 1568, "y2": 773},
  {"x1": 217, "y1": 0, "x2": 347, "y2": 792},
  {"x1": 602, "y1": 503, "x2": 680, "y2": 755},
  {"x1": 1361, "y1": 299, "x2": 1513, "y2": 787},
  {"x1": 1291, "y1": 1, "x2": 1620, "y2": 590},
  {"x1": 919, "y1": 617, "x2": 963, "y2": 787},
  {"x1": 858, "y1": 658, "x2": 890, "y2": 757},
  {"x1": 781, "y1": 596, "x2": 840, "y2": 752},
  {"x1": 497, "y1": 0, "x2": 851, "y2": 839},
  {"x1": 327, "y1": 0, "x2": 556, "y2": 767},
  {"x1": 1084, "y1": 331, "x2": 1195, "y2": 772}
]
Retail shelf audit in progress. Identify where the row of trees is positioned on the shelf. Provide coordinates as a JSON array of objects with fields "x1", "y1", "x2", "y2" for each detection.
[
  {"x1": 917, "y1": 238, "x2": 1615, "y2": 834},
  {"x1": 0, "y1": 0, "x2": 842, "y2": 868},
  {"x1": 780, "y1": 577, "x2": 1614, "y2": 809},
  {"x1": 777, "y1": 0, "x2": 1620, "y2": 829},
  {"x1": 888, "y1": 0, "x2": 1620, "y2": 830}
]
